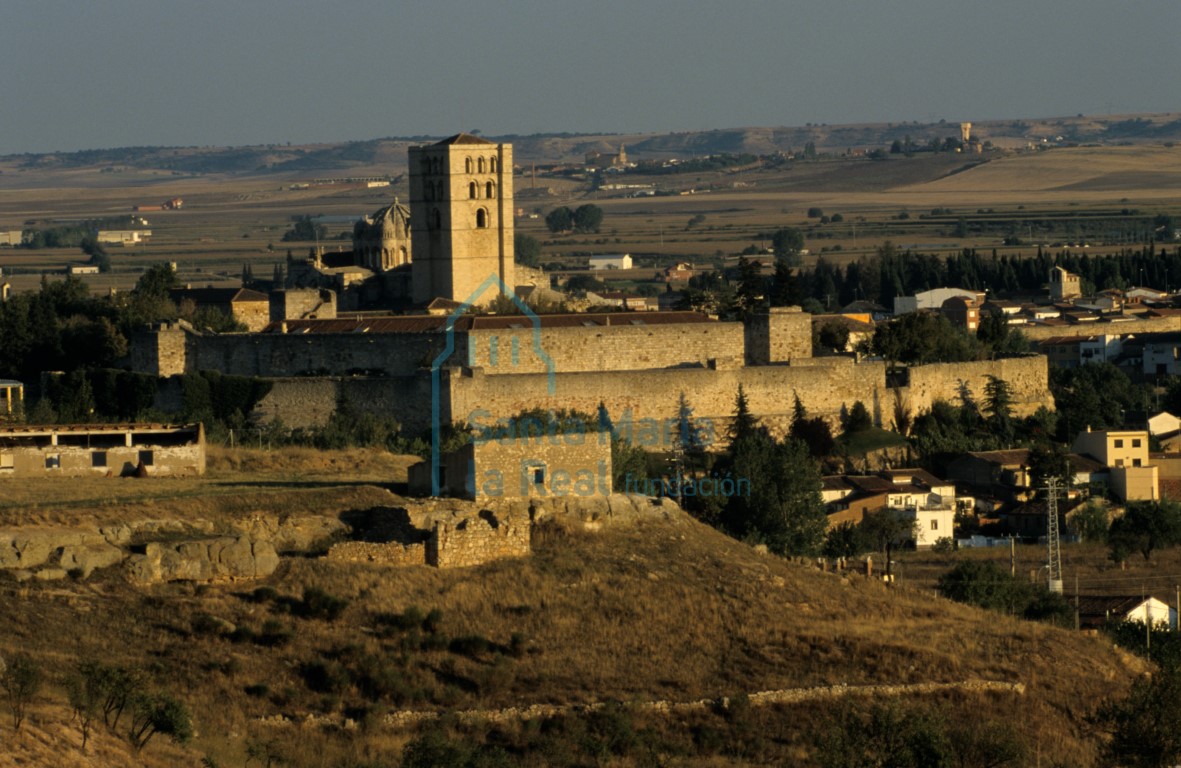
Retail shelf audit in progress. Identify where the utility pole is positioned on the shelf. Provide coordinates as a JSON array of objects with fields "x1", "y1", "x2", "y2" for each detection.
[
  {"x1": 1010, "y1": 536, "x2": 1016, "y2": 578},
  {"x1": 1046, "y1": 478, "x2": 1063, "y2": 593}
]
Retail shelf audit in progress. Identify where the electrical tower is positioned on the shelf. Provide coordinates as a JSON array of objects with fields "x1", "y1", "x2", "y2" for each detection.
[{"x1": 1046, "y1": 478, "x2": 1063, "y2": 593}]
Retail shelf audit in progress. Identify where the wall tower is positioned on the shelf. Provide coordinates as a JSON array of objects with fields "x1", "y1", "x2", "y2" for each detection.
[{"x1": 409, "y1": 134, "x2": 514, "y2": 305}]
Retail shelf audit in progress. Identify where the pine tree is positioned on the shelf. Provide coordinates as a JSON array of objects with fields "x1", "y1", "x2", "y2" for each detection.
[{"x1": 728, "y1": 385, "x2": 760, "y2": 443}]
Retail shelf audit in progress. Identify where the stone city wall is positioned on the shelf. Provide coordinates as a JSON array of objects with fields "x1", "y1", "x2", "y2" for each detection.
[
  {"x1": 465, "y1": 321, "x2": 746, "y2": 374},
  {"x1": 251, "y1": 376, "x2": 432, "y2": 431},
  {"x1": 447, "y1": 357, "x2": 886, "y2": 448},
  {"x1": 190, "y1": 332, "x2": 448, "y2": 378},
  {"x1": 901, "y1": 355, "x2": 1052, "y2": 418}
]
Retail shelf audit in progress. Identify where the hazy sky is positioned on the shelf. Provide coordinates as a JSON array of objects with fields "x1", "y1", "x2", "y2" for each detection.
[{"x1": 2, "y1": 0, "x2": 1177, "y2": 154}]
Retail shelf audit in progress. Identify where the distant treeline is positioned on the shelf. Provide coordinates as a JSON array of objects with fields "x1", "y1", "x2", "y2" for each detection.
[{"x1": 721, "y1": 244, "x2": 1181, "y2": 313}]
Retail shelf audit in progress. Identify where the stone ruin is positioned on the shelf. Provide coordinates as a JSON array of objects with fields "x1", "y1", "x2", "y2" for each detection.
[{"x1": 327, "y1": 507, "x2": 530, "y2": 569}]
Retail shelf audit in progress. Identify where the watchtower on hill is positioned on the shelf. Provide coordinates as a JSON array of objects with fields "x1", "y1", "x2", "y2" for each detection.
[{"x1": 408, "y1": 134, "x2": 514, "y2": 305}]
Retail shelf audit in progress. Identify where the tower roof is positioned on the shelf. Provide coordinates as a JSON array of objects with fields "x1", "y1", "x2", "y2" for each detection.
[{"x1": 435, "y1": 132, "x2": 495, "y2": 146}]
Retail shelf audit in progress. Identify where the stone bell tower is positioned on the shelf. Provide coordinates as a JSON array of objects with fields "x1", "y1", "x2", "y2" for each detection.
[{"x1": 408, "y1": 133, "x2": 514, "y2": 305}]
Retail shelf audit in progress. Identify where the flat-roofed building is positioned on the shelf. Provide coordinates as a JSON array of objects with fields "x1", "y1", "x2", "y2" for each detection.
[{"x1": 0, "y1": 423, "x2": 205, "y2": 478}]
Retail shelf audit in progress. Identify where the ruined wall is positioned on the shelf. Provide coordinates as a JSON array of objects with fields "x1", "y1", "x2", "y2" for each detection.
[
  {"x1": 466, "y1": 321, "x2": 745, "y2": 374},
  {"x1": 326, "y1": 541, "x2": 426, "y2": 566},
  {"x1": 426, "y1": 513, "x2": 530, "y2": 568},
  {"x1": 901, "y1": 355, "x2": 1052, "y2": 418}
]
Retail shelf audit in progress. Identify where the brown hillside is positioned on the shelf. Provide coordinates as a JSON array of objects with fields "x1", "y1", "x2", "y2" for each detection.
[{"x1": 0, "y1": 452, "x2": 1148, "y2": 765}]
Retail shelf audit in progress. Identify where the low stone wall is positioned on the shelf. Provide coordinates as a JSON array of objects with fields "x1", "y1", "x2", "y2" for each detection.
[{"x1": 326, "y1": 540, "x2": 427, "y2": 566}]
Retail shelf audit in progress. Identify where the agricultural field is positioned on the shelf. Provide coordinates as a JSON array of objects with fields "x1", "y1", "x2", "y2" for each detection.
[{"x1": 2, "y1": 131, "x2": 1180, "y2": 298}]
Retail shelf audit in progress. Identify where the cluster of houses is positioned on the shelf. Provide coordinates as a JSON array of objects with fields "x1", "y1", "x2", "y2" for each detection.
[
  {"x1": 823, "y1": 424, "x2": 1174, "y2": 549},
  {"x1": 810, "y1": 267, "x2": 1181, "y2": 370}
]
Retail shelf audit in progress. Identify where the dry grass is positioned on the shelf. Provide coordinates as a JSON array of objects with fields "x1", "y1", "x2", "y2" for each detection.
[{"x1": 0, "y1": 474, "x2": 1148, "y2": 764}]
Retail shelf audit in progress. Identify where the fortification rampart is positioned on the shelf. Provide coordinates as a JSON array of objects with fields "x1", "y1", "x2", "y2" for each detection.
[
  {"x1": 465, "y1": 321, "x2": 745, "y2": 374},
  {"x1": 901, "y1": 355, "x2": 1052, "y2": 418},
  {"x1": 447, "y1": 357, "x2": 886, "y2": 446},
  {"x1": 252, "y1": 377, "x2": 431, "y2": 431},
  {"x1": 189, "y1": 332, "x2": 448, "y2": 378}
]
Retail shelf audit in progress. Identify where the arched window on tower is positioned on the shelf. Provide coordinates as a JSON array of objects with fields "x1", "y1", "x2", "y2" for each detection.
[
  {"x1": 478, "y1": 157, "x2": 485, "y2": 173},
  {"x1": 486, "y1": 181, "x2": 495, "y2": 198},
  {"x1": 469, "y1": 181, "x2": 477, "y2": 199},
  {"x1": 476, "y1": 209, "x2": 488, "y2": 228},
  {"x1": 465, "y1": 158, "x2": 472, "y2": 174},
  {"x1": 490, "y1": 157, "x2": 498, "y2": 173}
]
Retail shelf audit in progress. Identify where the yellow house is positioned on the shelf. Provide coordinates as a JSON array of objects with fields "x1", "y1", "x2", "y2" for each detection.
[{"x1": 1071, "y1": 427, "x2": 1158, "y2": 501}]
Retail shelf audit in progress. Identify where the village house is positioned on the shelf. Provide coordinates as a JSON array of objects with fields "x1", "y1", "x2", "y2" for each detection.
[
  {"x1": 1071, "y1": 427, "x2": 1158, "y2": 502},
  {"x1": 408, "y1": 435, "x2": 612, "y2": 501},
  {"x1": 822, "y1": 469, "x2": 956, "y2": 548},
  {"x1": 1077, "y1": 595, "x2": 1176, "y2": 630}
]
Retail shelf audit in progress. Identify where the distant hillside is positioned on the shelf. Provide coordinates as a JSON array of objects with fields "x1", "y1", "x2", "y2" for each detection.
[{"x1": 4, "y1": 112, "x2": 1180, "y2": 178}]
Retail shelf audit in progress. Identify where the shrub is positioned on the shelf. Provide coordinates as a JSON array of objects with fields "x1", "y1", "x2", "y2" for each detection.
[{"x1": 297, "y1": 587, "x2": 350, "y2": 621}]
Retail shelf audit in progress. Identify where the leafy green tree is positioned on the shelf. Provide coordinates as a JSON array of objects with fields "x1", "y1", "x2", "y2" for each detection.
[
  {"x1": 1093, "y1": 666, "x2": 1181, "y2": 768},
  {"x1": 771, "y1": 227, "x2": 805, "y2": 265},
  {"x1": 859, "y1": 508, "x2": 915, "y2": 555},
  {"x1": 1109, "y1": 501, "x2": 1181, "y2": 562},
  {"x1": 816, "y1": 321, "x2": 850, "y2": 353},
  {"x1": 937, "y1": 561, "x2": 1072, "y2": 626},
  {"x1": 817, "y1": 702, "x2": 953, "y2": 768},
  {"x1": 1, "y1": 654, "x2": 41, "y2": 732},
  {"x1": 544, "y1": 206, "x2": 574, "y2": 233},
  {"x1": 1071, "y1": 500, "x2": 1109, "y2": 543},
  {"x1": 936, "y1": 561, "x2": 1032, "y2": 615},
  {"x1": 734, "y1": 256, "x2": 766, "y2": 315},
  {"x1": 128, "y1": 693, "x2": 193, "y2": 752},
  {"x1": 725, "y1": 432, "x2": 827, "y2": 555},
  {"x1": 80, "y1": 236, "x2": 111, "y2": 272},
  {"x1": 281, "y1": 214, "x2": 326, "y2": 242},
  {"x1": 571, "y1": 204, "x2": 604, "y2": 234},
  {"x1": 872, "y1": 312, "x2": 982, "y2": 366},
  {"x1": 66, "y1": 660, "x2": 106, "y2": 751},
  {"x1": 1027, "y1": 440, "x2": 1070, "y2": 489},
  {"x1": 823, "y1": 521, "x2": 868, "y2": 559},
  {"x1": 513, "y1": 233, "x2": 543, "y2": 267}
]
